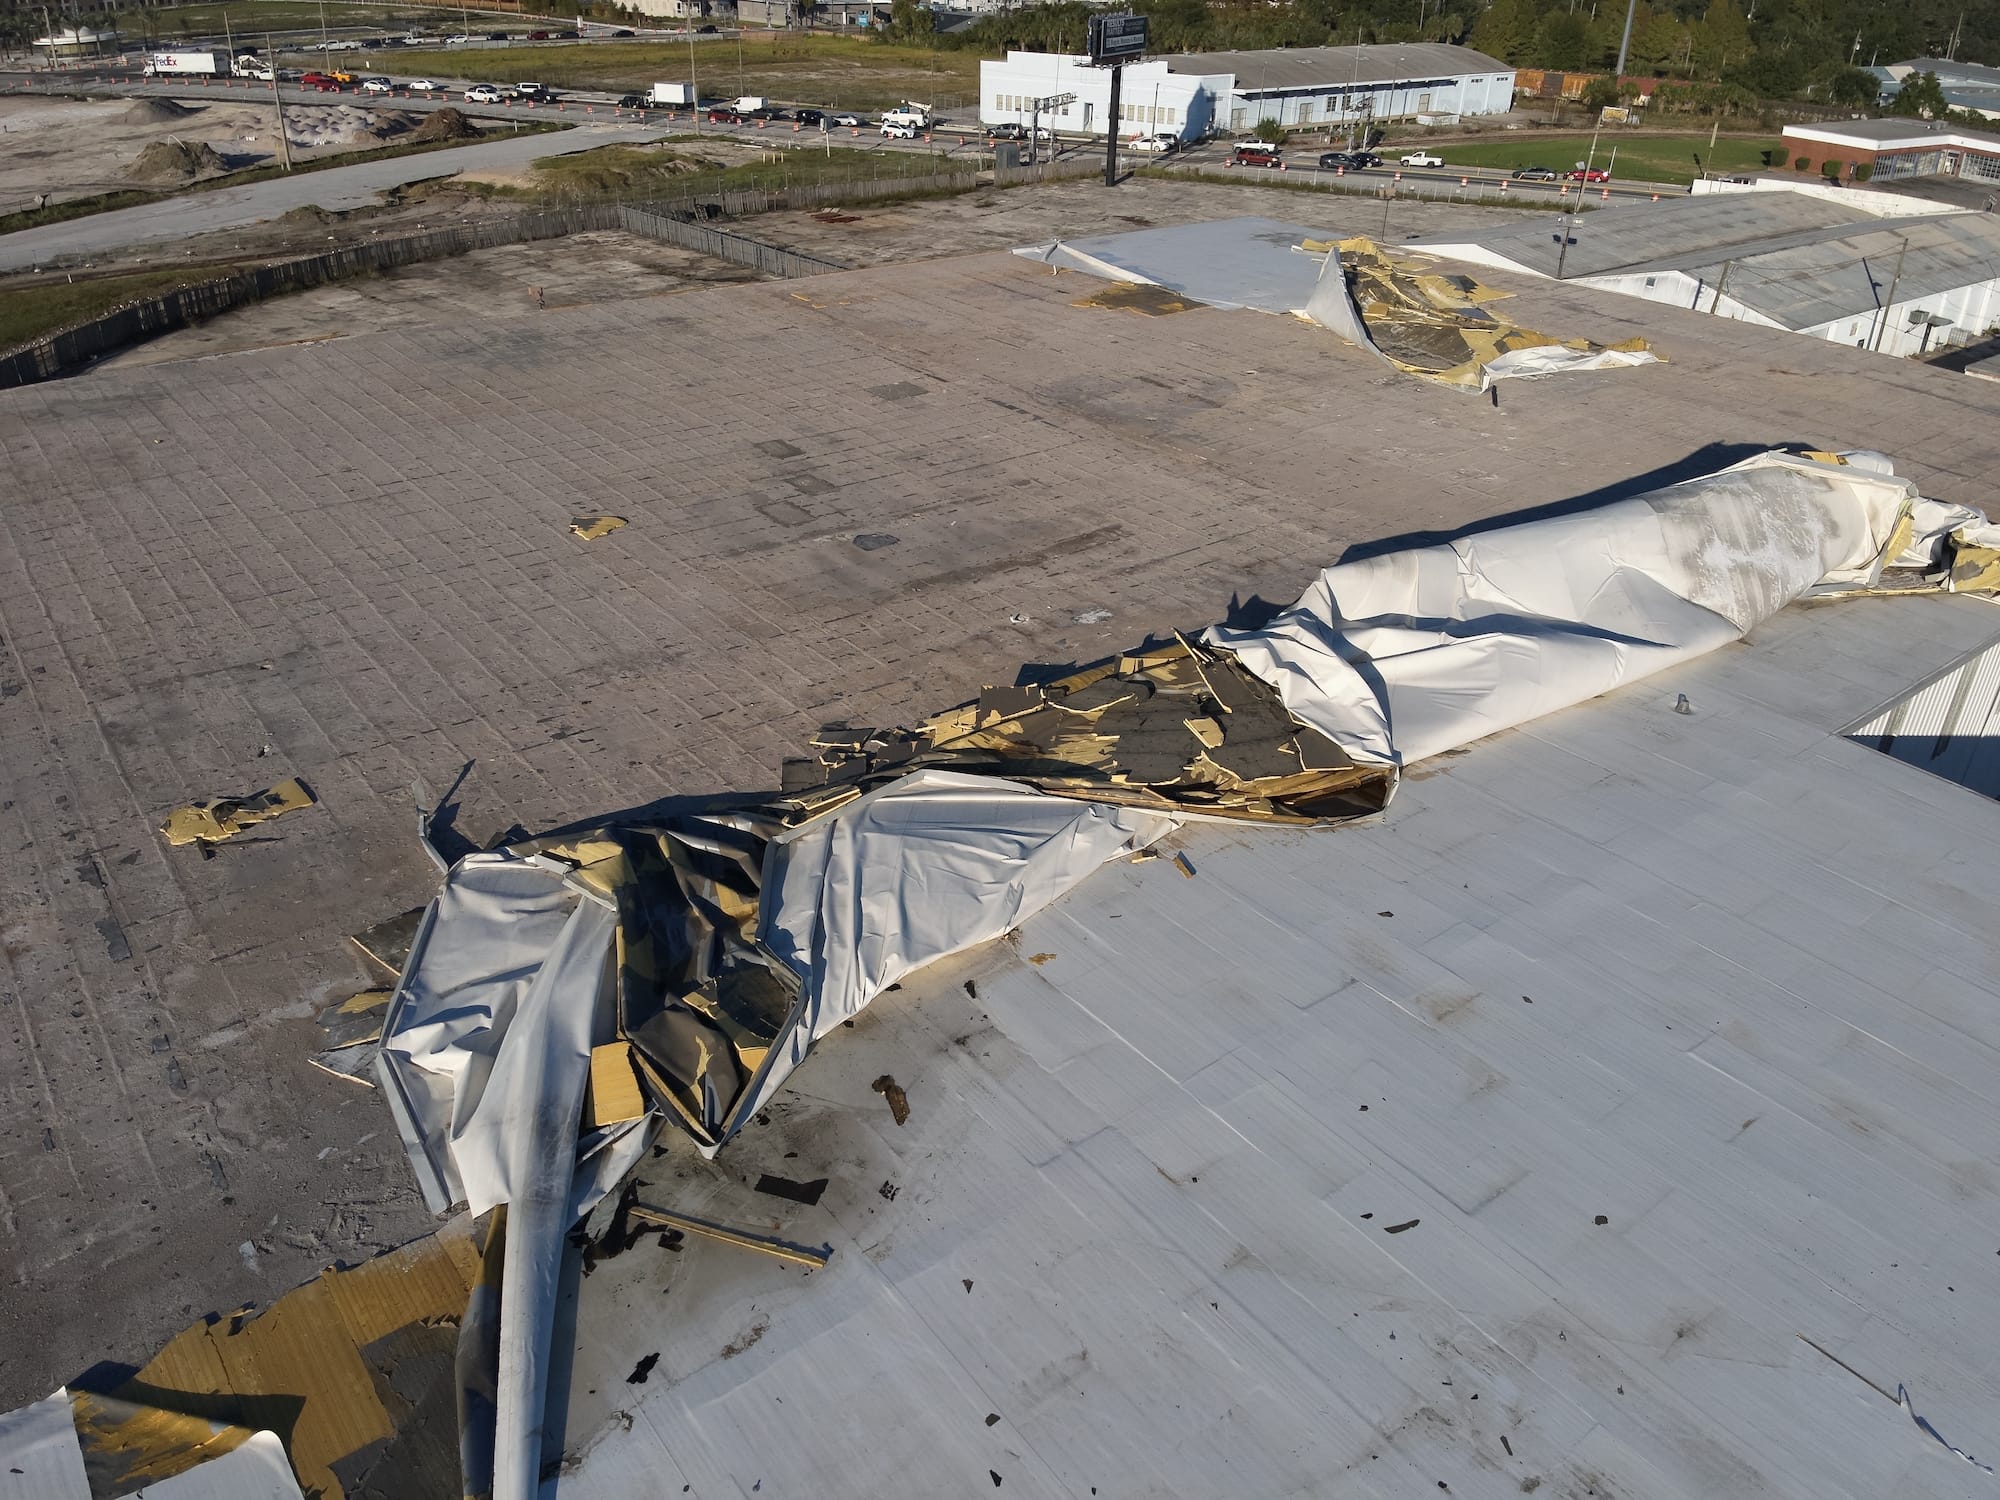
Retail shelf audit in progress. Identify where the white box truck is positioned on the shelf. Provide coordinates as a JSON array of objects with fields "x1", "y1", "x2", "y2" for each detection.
[
  {"x1": 650, "y1": 81, "x2": 693, "y2": 106},
  {"x1": 145, "y1": 49, "x2": 232, "y2": 77},
  {"x1": 733, "y1": 95, "x2": 769, "y2": 113}
]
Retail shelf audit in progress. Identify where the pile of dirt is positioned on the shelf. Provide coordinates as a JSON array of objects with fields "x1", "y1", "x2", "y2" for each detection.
[
  {"x1": 122, "y1": 97, "x2": 199, "y2": 125},
  {"x1": 354, "y1": 108, "x2": 420, "y2": 143},
  {"x1": 407, "y1": 107, "x2": 482, "y2": 144},
  {"x1": 126, "y1": 138, "x2": 227, "y2": 185}
]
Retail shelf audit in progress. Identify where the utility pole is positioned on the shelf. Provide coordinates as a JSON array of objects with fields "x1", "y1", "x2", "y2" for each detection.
[
  {"x1": 1869, "y1": 235, "x2": 1909, "y2": 352},
  {"x1": 317, "y1": 0, "x2": 328, "y2": 55},
  {"x1": 266, "y1": 30, "x2": 292, "y2": 170},
  {"x1": 1708, "y1": 258, "x2": 1732, "y2": 312},
  {"x1": 1103, "y1": 60, "x2": 1123, "y2": 185},
  {"x1": 689, "y1": 28, "x2": 699, "y2": 132},
  {"x1": 222, "y1": 5, "x2": 232, "y2": 61},
  {"x1": 1613, "y1": 0, "x2": 1637, "y2": 77}
]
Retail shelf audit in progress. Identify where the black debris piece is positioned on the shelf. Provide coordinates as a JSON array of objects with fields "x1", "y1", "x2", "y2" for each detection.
[
  {"x1": 985, "y1": 1413, "x2": 1000, "y2": 1426},
  {"x1": 754, "y1": 1174, "x2": 829, "y2": 1206},
  {"x1": 626, "y1": 1353, "x2": 660, "y2": 1384},
  {"x1": 1384, "y1": 1219, "x2": 1420, "y2": 1234},
  {"x1": 871, "y1": 1074, "x2": 911, "y2": 1126}
]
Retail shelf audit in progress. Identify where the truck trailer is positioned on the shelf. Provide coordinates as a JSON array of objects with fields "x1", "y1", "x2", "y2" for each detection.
[
  {"x1": 145, "y1": 49, "x2": 231, "y2": 76},
  {"x1": 650, "y1": 81, "x2": 694, "y2": 106}
]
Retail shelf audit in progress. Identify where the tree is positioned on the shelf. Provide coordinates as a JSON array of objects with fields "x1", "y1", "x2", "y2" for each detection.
[
  {"x1": 1581, "y1": 74, "x2": 1624, "y2": 108},
  {"x1": 1629, "y1": 6, "x2": 1693, "y2": 74},
  {"x1": 1534, "y1": 12, "x2": 1591, "y2": 68},
  {"x1": 1824, "y1": 64, "x2": 1878, "y2": 105},
  {"x1": 1469, "y1": 0, "x2": 1538, "y2": 64},
  {"x1": 1889, "y1": 70, "x2": 1948, "y2": 118},
  {"x1": 1691, "y1": 0, "x2": 1750, "y2": 78}
]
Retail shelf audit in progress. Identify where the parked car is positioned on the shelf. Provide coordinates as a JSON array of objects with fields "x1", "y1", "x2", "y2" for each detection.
[
  {"x1": 1232, "y1": 143, "x2": 1282, "y2": 166},
  {"x1": 464, "y1": 84, "x2": 503, "y2": 103},
  {"x1": 1399, "y1": 149, "x2": 1444, "y2": 167},
  {"x1": 407, "y1": 78, "x2": 441, "y2": 93},
  {"x1": 1565, "y1": 165, "x2": 1612, "y2": 182},
  {"x1": 617, "y1": 92, "x2": 647, "y2": 108},
  {"x1": 359, "y1": 76, "x2": 394, "y2": 93},
  {"x1": 881, "y1": 120, "x2": 919, "y2": 138},
  {"x1": 830, "y1": 111, "x2": 863, "y2": 127},
  {"x1": 707, "y1": 106, "x2": 743, "y2": 123},
  {"x1": 1511, "y1": 165, "x2": 1559, "y2": 180},
  {"x1": 1129, "y1": 132, "x2": 1179, "y2": 153}
]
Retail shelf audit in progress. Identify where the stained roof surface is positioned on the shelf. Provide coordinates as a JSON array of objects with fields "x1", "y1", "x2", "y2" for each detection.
[{"x1": 4, "y1": 222, "x2": 2000, "y2": 1499}]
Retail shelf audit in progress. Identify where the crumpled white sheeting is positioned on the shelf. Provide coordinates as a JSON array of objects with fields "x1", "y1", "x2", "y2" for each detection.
[
  {"x1": 0, "y1": 1390, "x2": 88, "y2": 1500},
  {"x1": 374, "y1": 853, "x2": 653, "y2": 1222},
  {"x1": 1207, "y1": 451, "x2": 1920, "y2": 769},
  {"x1": 741, "y1": 770, "x2": 1179, "y2": 1132}
]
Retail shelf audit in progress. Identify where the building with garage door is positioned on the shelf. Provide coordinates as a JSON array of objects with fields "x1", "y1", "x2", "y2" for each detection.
[{"x1": 1782, "y1": 118, "x2": 2000, "y2": 187}]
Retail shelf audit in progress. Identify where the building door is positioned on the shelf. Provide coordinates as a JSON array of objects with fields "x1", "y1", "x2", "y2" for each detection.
[
  {"x1": 1083, "y1": 102, "x2": 1093, "y2": 131},
  {"x1": 1418, "y1": 91, "x2": 1432, "y2": 112},
  {"x1": 1945, "y1": 151, "x2": 1963, "y2": 176}
]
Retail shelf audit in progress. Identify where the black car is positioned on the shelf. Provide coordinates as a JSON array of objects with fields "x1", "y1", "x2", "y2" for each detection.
[
  {"x1": 1318, "y1": 150, "x2": 1362, "y2": 169},
  {"x1": 613, "y1": 27, "x2": 635, "y2": 35},
  {"x1": 795, "y1": 108, "x2": 823, "y2": 125},
  {"x1": 696, "y1": 23, "x2": 717, "y2": 31},
  {"x1": 486, "y1": 31, "x2": 508, "y2": 40},
  {"x1": 618, "y1": 93, "x2": 646, "y2": 108},
  {"x1": 1511, "y1": 166, "x2": 1559, "y2": 181},
  {"x1": 558, "y1": 28, "x2": 580, "y2": 37}
]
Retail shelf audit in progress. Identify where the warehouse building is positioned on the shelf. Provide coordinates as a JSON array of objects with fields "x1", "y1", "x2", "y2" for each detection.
[
  {"x1": 1409, "y1": 188, "x2": 2000, "y2": 357},
  {"x1": 979, "y1": 42, "x2": 1513, "y2": 141},
  {"x1": 1782, "y1": 118, "x2": 2000, "y2": 186}
]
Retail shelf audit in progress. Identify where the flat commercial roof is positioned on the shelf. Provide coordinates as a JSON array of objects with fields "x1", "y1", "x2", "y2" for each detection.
[
  {"x1": 1164, "y1": 42, "x2": 1508, "y2": 93},
  {"x1": 547, "y1": 583, "x2": 2000, "y2": 1500},
  {"x1": 4, "y1": 229, "x2": 2000, "y2": 1496},
  {"x1": 1785, "y1": 116, "x2": 2000, "y2": 152}
]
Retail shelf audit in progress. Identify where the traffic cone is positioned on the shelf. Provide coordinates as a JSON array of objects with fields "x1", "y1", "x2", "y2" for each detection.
[{"x1": 1601, "y1": 186, "x2": 1609, "y2": 200}]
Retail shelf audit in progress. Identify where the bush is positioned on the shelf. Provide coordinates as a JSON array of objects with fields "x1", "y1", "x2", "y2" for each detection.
[
  {"x1": 1821, "y1": 159, "x2": 1844, "y2": 180},
  {"x1": 1251, "y1": 117, "x2": 1287, "y2": 144},
  {"x1": 1794, "y1": 154, "x2": 1809, "y2": 171},
  {"x1": 1854, "y1": 162, "x2": 1873, "y2": 182}
]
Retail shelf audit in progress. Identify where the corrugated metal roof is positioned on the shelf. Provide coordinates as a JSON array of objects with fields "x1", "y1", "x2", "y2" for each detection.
[
  {"x1": 545, "y1": 587, "x2": 2000, "y2": 1499},
  {"x1": 1408, "y1": 194, "x2": 2000, "y2": 328},
  {"x1": 1164, "y1": 42, "x2": 1508, "y2": 93},
  {"x1": 1407, "y1": 192, "x2": 1882, "y2": 279}
]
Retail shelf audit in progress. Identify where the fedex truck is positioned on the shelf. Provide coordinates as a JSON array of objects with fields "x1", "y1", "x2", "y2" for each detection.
[{"x1": 145, "y1": 49, "x2": 231, "y2": 77}]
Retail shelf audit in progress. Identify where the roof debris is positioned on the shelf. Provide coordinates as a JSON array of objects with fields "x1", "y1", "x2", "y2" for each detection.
[
  {"x1": 158, "y1": 777, "x2": 315, "y2": 847},
  {"x1": 569, "y1": 515, "x2": 628, "y2": 540}
]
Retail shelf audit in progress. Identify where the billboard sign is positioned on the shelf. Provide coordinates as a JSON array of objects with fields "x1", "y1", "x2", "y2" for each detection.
[{"x1": 1087, "y1": 12, "x2": 1148, "y2": 64}]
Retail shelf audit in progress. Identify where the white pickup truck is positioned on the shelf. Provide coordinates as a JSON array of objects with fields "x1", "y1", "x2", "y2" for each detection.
[{"x1": 1399, "y1": 149, "x2": 1444, "y2": 167}]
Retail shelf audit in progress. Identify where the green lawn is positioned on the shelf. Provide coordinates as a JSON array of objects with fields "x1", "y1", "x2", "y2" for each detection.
[
  {"x1": 397, "y1": 34, "x2": 980, "y2": 111},
  {"x1": 1425, "y1": 133, "x2": 1789, "y2": 186},
  {"x1": 0, "y1": 266, "x2": 254, "y2": 351}
]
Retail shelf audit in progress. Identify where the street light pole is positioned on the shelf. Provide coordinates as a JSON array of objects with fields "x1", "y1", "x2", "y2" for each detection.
[
  {"x1": 1613, "y1": 0, "x2": 1638, "y2": 76},
  {"x1": 266, "y1": 30, "x2": 292, "y2": 170}
]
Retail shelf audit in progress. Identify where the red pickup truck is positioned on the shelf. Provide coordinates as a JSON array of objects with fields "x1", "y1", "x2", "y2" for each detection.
[{"x1": 299, "y1": 70, "x2": 339, "y2": 90}]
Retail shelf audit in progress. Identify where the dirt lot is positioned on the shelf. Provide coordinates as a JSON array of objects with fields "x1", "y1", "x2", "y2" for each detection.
[
  {"x1": 94, "y1": 229, "x2": 764, "y2": 368},
  {"x1": 0, "y1": 93, "x2": 468, "y2": 213}
]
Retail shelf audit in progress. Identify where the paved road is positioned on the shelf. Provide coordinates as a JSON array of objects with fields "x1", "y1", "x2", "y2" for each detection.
[{"x1": 0, "y1": 120, "x2": 674, "y2": 272}]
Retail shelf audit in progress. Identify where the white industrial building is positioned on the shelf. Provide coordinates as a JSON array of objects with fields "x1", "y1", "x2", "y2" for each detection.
[
  {"x1": 1409, "y1": 184, "x2": 2000, "y2": 359},
  {"x1": 979, "y1": 42, "x2": 1513, "y2": 141}
]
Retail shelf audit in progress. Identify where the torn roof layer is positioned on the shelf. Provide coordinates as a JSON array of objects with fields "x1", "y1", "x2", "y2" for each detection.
[
  {"x1": 550, "y1": 581, "x2": 2000, "y2": 1500},
  {"x1": 1023, "y1": 218, "x2": 1659, "y2": 391}
]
